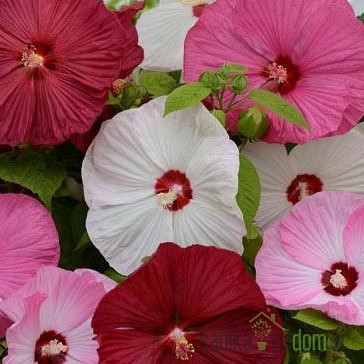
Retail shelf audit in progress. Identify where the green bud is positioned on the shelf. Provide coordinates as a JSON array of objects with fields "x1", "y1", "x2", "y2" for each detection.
[
  {"x1": 199, "y1": 71, "x2": 223, "y2": 90},
  {"x1": 230, "y1": 74, "x2": 248, "y2": 94},
  {"x1": 218, "y1": 63, "x2": 247, "y2": 78},
  {"x1": 238, "y1": 105, "x2": 269, "y2": 138},
  {"x1": 211, "y1": 109, "x2": 226, "y2": 127},
  {"x1": 121, "y1": 84, "x2": 139, "y2": 109}
]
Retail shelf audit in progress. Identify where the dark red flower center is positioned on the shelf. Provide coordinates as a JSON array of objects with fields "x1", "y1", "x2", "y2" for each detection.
[
  {"x1": 21, "y1": 43, "x2": 56, "y2": 71},
  {"x1": 286, "y1": 174, "x2": 323, "y2": 205},
  {"x1": 192, "y1": 4, "x2": 207, "y2": 17},
  {"x1": 263, "y1": 56, "x2": 300, "y2": 94},
  {"x1": 154, "y1": 170, "x2": 193, "y2": 211},
  {"x1": 321, "y1": 262, "x2": 358, "y2": 296},
  {"x1": 35, "y1": 330, "x2": 68, "y2": 364}
]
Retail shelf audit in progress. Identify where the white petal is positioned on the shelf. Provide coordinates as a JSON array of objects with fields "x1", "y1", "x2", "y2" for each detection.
[
  {"x1": 348, "y1": 0, "x2": 364, "y2": 16},
  {"x1": 137, "y1": 0, "x2": 197, "y2": 71},
  {"x1": 173, "y1": 199, "x2": 244, "y2": 253},
  {"x1": 86, "y1": 197, "x2": 174, "y2": 275},
  {"x1": 290, "y1": 127, "x2": 364, "y2": 194},
  {"x1": 244, "y1": 142, "x2": 297, "y2": 231}
]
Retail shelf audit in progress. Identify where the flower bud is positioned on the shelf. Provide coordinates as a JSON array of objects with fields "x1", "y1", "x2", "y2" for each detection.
[{"x1": 238, "y1": 105, "x2": 269, "y2": 138}]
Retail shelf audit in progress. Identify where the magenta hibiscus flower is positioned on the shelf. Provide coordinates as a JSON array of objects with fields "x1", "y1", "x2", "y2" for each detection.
[
  {"x1": 0, "y1": 193, "x2": 59, "y2": 336},
  {"x1": 256, "y1": 191, "x2": 364, "y2": 325},
  {"x1": 0, "y1": 0, "x2": 125, "y2": 146},
  {"x1": 92, "y1": 243, "x2": 285, "y2": 364},
  {"x1": 184, "y1": 0, "x2": 364, "y2": 143},
  {"x1": 0, "y1": 267, "x2": 116, "y2": 364}
]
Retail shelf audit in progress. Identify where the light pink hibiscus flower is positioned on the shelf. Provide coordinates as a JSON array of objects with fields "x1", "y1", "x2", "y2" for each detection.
[
  {"x1": 184, "y1": 0, "x2": 364, "y2": 143},
  {"x1": 0, "y1": 266, "x2": 115, "y2": 364},
  {"x1": 256, "y1": 191, "x2": 364, "y2": 325}
]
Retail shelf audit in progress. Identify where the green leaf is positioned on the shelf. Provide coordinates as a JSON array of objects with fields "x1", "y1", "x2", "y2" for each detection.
[
  {"x1": 140, "y1": 71, "x2": 177, "y2": 96},
  {"x1": 334, "y1": 358, "x2": 351, "y2": 364},
  {"x1": 249, "y1": 89, "x2": 310, "y2": 130},
  {"x1": 343, "y1": 327, "x2": 364, "y2": 350},
  {"x1": 164, "y1": 82, "x2": 211, "y2": 116},
  {"x1": 293, "y1": 309, "x2": 339, "y2": 331},
  {"x1": 301, "y1": 360, "x2": 323, "y2": 364},
  {"x1": 236, "y1": 154, "x2": 261, "y2": 239},
  {"x1": 243, "y1": 234, "x2": 263, "y2": 266},
  {"x1": 0, "y1": 150, "x2": 66, "y2": 209}
]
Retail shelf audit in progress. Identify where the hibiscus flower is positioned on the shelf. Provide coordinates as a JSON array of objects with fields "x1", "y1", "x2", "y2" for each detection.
[
  {"x1": 256, "y1": 191, "x2": 364, "y2": 325},
  {"x1": 136, "y1": 0, "x2": 213, "y2": 71},
  {"x1": 184, "y1": 0, "x2": 364, "y2": 143},
  {"x1": 92, "y1": 243, "x2": 285, "y2": 364},
  {"x1": 0, "y1": 193, "x2": 59, "y2": 337},
  {"x1": 0, "y1": 266, "x2": 116, "y2": 364},
  {"x1": 0, "y1": 0, "x2": 125, "y2": 146},
  {"x1": 244, "y1": 124, "x2": 364, "y2": 231},
  {"x1": 82, "y1": 97, "x2": 245, "y2": 275}
]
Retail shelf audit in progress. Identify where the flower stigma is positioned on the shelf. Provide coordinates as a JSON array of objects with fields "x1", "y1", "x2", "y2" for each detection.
[
  {"x1": 330, "y1": 269, "x2": 347, "y2": 289},
  {"x1": 22, "y1": 45, "x2": 44, "y2": 68},
  {"x1": 170, "y1": 328, "x2": 195, "y2": 361}
]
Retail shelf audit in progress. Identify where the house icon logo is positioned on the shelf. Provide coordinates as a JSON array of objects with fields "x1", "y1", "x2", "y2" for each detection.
[{"x1": 249, "y1": 312, "x2": 285, "y2": 351}]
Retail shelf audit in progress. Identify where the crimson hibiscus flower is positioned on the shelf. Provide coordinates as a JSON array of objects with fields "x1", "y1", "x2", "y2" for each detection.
[
  {"x1": 0, "y1": 0, "x2": 126, "y2": 146},
  {"x1": 92, "y1": 243, "x2": 285, "y2": 363}
]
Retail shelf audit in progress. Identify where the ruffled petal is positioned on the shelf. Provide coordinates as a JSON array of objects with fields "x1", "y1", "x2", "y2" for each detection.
[
  {"x1": 279, "y1": 191, "x2": 364, "y2": 270},
  {"x1": 137, "y1": 0, "x2": 197, "y2": 71},
  {"x1": 86, "y1": 197, "x2": 174, "y2": 275},
  {"x1": 256, "y1": 225, "x2": 322, "y2": 308},
  {"x1": 343, "y1": 204, "x2": 364, "y2": 271}
]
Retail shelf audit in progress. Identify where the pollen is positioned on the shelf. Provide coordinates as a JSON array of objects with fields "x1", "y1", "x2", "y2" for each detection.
[
  {"x1": 156, "y1": 189, "x2": 179, "y2": 207},
  {"x1": 41, "y1": 339, "x2": 68, "y2": 357},
  {"x1": 267, "y1": 62, "x2": 288, "y2": 84},
  {"x1": 330, "y1": 269, "x2": 347, "y2": 289},
  {"x1": 170, "y1": 328, "x2": 195, "y2": 361},
  {"x1": 22, "y1": 45, "x2": 44, "y2": 68}
]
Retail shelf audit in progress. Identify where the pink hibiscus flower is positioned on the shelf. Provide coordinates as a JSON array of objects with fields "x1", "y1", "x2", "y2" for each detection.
[
  {"x1": 256, "y1": 191, "x2": 364, "y2": 325},
  {"x1": 0, "y1": 266, "x2": 116, "y2": 364},
  {"x1": 0, "y1": 0, "x2": 125, "y2": 146},
  {"x1": 92, "y1": 243, "x2": 285, "y2": 364},
  {"x1": 0, "y1": 193, "x2": 59, "y2": 336},
  {"x1": 184, "y1": 0, "x2": 364, "y2": 143}
]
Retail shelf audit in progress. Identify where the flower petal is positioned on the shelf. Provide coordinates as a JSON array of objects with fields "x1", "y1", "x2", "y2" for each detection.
[
  {"x1": 279, "y1": 191, "x2": 364, "y2": 270},
  {"x1": 256, "y1": 225, "x2": 322, "y2": 308}
]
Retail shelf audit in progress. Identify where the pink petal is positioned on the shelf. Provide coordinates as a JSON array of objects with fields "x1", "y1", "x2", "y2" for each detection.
[
  {"x1": 4, "y1": 293, "x2": 45, "y2": 364},
  {"x1": 256, "y1": 225, "x2": 322, "y2": 308},
  {"x1": 0, "y1": 194, "x2": 59, "y2": 300},
  {"x1": 279, "y1": 191, "x2": 364, "y2": 270},
  {"x1": 343, "y1": 204, "x2": 364, "y2": 271},
  {"x1": 66, "y1": 319, "x2": 98, "y2": 364}
]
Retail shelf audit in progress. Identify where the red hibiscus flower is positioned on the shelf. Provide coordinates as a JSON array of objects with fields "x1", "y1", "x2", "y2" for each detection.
[
  {"x1": 92, "y1": 243, "x2": 285, "y2": 363},
  {"x1": 0, "y1": 0, "x2": 125, "y2": 146}
]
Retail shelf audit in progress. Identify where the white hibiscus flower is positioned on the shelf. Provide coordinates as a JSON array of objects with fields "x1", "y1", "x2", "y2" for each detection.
[
  {"x1": 82, "y1": 97, "x2": 245, "y2": 274},
  {"x1": 348, "y1": 0, "x2": 364, "y2": 16},
  {"x1": 244, "y1": 124, "x2": 364, "y2": 231}
]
